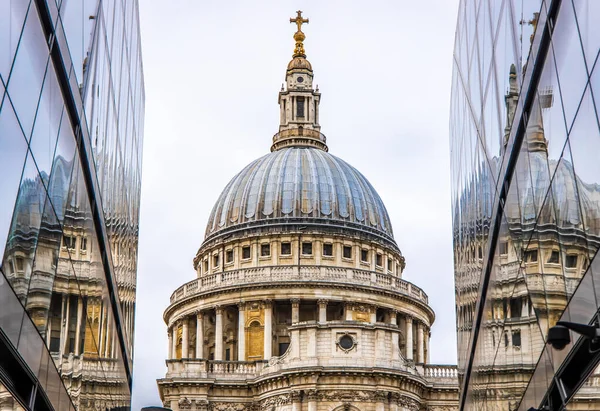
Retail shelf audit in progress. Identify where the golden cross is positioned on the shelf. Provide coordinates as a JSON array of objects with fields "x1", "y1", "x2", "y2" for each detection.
[{"x1": 290, "y1": 10, "x2": 309, "y2": 32}]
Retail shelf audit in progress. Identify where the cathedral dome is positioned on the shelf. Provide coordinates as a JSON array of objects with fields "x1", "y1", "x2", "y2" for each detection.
[{"x1": 205, "y1": 147, "x2": 395, "y2": 242}]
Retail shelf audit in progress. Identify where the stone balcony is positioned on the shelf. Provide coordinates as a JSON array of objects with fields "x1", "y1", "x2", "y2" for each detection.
[
  {"x1": 170, "y1": 265, "x2": 428, "y2": 305},
  {"x1": 165, "y1": 358, "x2": 457, "y2": 386}
]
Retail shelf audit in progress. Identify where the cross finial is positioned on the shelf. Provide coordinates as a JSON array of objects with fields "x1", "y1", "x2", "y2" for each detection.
[
  {"x1": 289, "y1": 10, "x2": 309, "y2": 57},
  {"x1": 290, "y1": 10, "x2": 309, "y2": 32}
]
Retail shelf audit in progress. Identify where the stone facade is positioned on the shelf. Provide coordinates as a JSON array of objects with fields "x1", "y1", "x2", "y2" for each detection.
[{"x1": 157, "y1": 11, "x2": 459, "y2": 411}]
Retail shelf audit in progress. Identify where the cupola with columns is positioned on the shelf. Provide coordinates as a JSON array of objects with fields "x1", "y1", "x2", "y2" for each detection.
[{"x1": 272, "y1": 10, "x2": 326, "y2": 152}]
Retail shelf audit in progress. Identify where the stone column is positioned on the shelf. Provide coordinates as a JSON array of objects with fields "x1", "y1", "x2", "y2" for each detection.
[
  {"x1": 237, "y1": 302, "x2": 246, "y2": 361},
  {"x1": 389, "y1": 309, "x2": 398, "y2": 325},
  {"x1": 317, "y1": 299, "x2": 327, "y2": 323},
  {"x1": 375, "y1": 391, "x2": 387, "y2": 411},
  {"x1": 182, "y1": 317, "x2": 189, "y2": 358},
  {"x1": 263, "y1": 300, "x2": 273, "y2": 360},
  {"x1": 171, "y1": 325, "x2": 177, "y2": 360},
  {"x1": 196, "y1": 311, "x2": 204, "y2": 359},
  {"x1": 104, "y1": 311, "x2": 112, "y2": 357},
  {"x1": 417, "y1": 322, "x2": 424, "y2": 363},
  {"x1": 168, "y1": 328, "x2": 173, "y2": 360},
  {"x1": 62, "y1": 295, "x2": 71, "y2": 355},
  {"x1": 390, "y1": 393, "x2": 400, "y2": 411},
  {"x1": 370, "y1": 305, "x2": 377, "y2": 323},
  {"x1": 405, "y1": 316, "x2": 413, "y2": 361},
  {"x1": 74, "y1": 297, "x2": 83, "y2": 355},
  {"x1": 291, "y1": 299, "x2": 300, "y2": 324},
  {"x1": 426, "y1": 330, "x2": 431, "y2": 364},
  {"x1": 306, "y1": 389, "x2": 318, "y2": 411},
  {"x1": 291, "y1": 390, "x2": 302, "y2": 411},
  {"x1": 215, "y1": 306, "x2": 224, "y2": 361},
  {"x1": 345, "y1": 303, "x2": 353, "y2": 321}
]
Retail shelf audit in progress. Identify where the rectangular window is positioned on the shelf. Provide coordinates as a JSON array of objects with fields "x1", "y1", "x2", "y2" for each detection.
[
  {"x1": 80, "y1": 237, "x2": 87, "y2": 252},
  {"x1": 204, "y1": 260, "x2": 209, "y2": 272},
  {"x1": 548, "y1": 250, "x2": 560, "y2": 264},
  {"x1": 49, "y1": 337, "x2": 61, "y2": 353},
  {"x1": 261, "y1": 243, "x2": 271, "y2": 257},
  {"x1": 213, "y1": 254, "x2": 219, "y2": 268},
  {"x1": 15, "y1": 257, "x2": 24, "y2": 272},
  {"x1": 242, "y1": 246, "x2": 251, "y2": 260},
  {"x1": 509, "y1": 298, "x2": 522, "y2": 319},
  {"x1": 297, "y1": 97, "x2": 305, "y2": 117},
  {"x1": 281, "y1": 242, "x2": 291, "y2": 255},
  {"x1": 388, "y1": 258, "x2": 393, "y2": 272},
  {"x1": 361, "y1": 249, "x2": 369, "y2": 262},
  {"x1": 478, "y1": 246, "x2": 483, "y2": 259},
  {"x1": 499, "y1": 242, "x2": 508, "y2": 255},
  {"x1": 225, "y1": 348, "x2": 230, "y2": 361},
  {"x1": 323, "y1": 243, "x2": 333, "y2": 256},
  {"x1": 343, "y1": 245, "x2": 352, "y2": 259},
  {"x1": 279, "y1": 342, "x2": 290, "y2": 355},
  {"x1": 302, "y1": 242, "x2": 312, "y2": 255},
  {"x1": 63, "y1": 235, "x2": 76, "y2": 249},
  {"x1": 375, "y1": 253, "x2": 383, "y2": 267},
  {"x1": 226, "y1": 249, "x2": 234, "y2": 263},
  {"x1": 524, "y1": 249, "x2": 538, "y2": 262},
  {"x1": 512, "y1": 330, "x2": 521, "y2": 347},
  {"x1": 565, "y1": 254, "x2": 578, "y2": 268}
]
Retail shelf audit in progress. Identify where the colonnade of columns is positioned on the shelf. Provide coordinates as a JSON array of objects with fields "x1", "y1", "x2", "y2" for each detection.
[{"x1": 167, "y1": 299, "x2": 430, "y2": 364}]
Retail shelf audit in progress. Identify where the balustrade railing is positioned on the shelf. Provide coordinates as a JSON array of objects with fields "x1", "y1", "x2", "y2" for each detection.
[
  {"x1": 170, "y1": 266, "x2": 428, "y2": 305},
  {"x1": 423, "y1": 364, "x2": 458, "y2": 381}
]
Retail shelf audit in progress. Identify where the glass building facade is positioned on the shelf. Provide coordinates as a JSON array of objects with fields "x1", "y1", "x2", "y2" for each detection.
[
  {"x1": 0, "y1": 1, "x2": 144, "y2": 410},
  {"x1": 450, "y1": 0, "x2": 600, "y2": 409}
]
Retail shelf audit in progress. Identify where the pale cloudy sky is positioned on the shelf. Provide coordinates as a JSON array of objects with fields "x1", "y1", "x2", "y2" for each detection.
[{"x1": 133, "y1": 1, "x2": 460, "y2": 408}]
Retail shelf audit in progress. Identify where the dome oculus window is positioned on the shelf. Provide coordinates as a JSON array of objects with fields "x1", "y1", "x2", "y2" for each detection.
[
  {"x1": 297, "y1": 76, "x2": 304, "y2": 83},
  {"x1": 337, "y1": 334, "x2": 356, "y2": 352}
]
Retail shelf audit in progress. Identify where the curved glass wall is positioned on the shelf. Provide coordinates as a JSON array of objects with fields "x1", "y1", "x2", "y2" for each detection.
[
  {"x1": 0, "y1": 1, "x2": 144, "y2": 410},
  {"x1": 451, "y1": 0, "x2": 600, "y2": 409}
]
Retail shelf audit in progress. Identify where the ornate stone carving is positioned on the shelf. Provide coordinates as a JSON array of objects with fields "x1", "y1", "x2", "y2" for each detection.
[
  {"x1": 260, "y1": 393, "x2": 291, "y2": 409},
  {"x1": 290, "y1": 390, "x2": 301, "y2": 402},
  {"x1": 375, "y1": 390, "x2": 388, "y2": 402},
  {"x1": 209, "y1": 403, "x2": 247, "y2": 411},
  {"x1": 398, "y1": 396, "x2": 420, "y2": 411},
  {"x1": 306, "y1": 389, "x2": 318, "y2": 401},
  {"x1": 179, "y1": 397, "x2": 192, "y2": 410},
  {"x1": 290, "y1": 298, "x2": 300, "y2": 307},
  {"x1": 317, "y1": 390, "x2": 376, "y2": 402}
]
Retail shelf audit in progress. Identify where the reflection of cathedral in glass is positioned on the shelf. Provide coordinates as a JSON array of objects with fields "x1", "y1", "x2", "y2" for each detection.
[
  {"x1": 451, "y1": 1, "x2": 600, "y2": 410},
  {"x1": 157, "y1": 12, "x2": 458, "y2": 411},
  {"x1": 0, "y1": 1, "x2": 144, "y2": 410}
]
